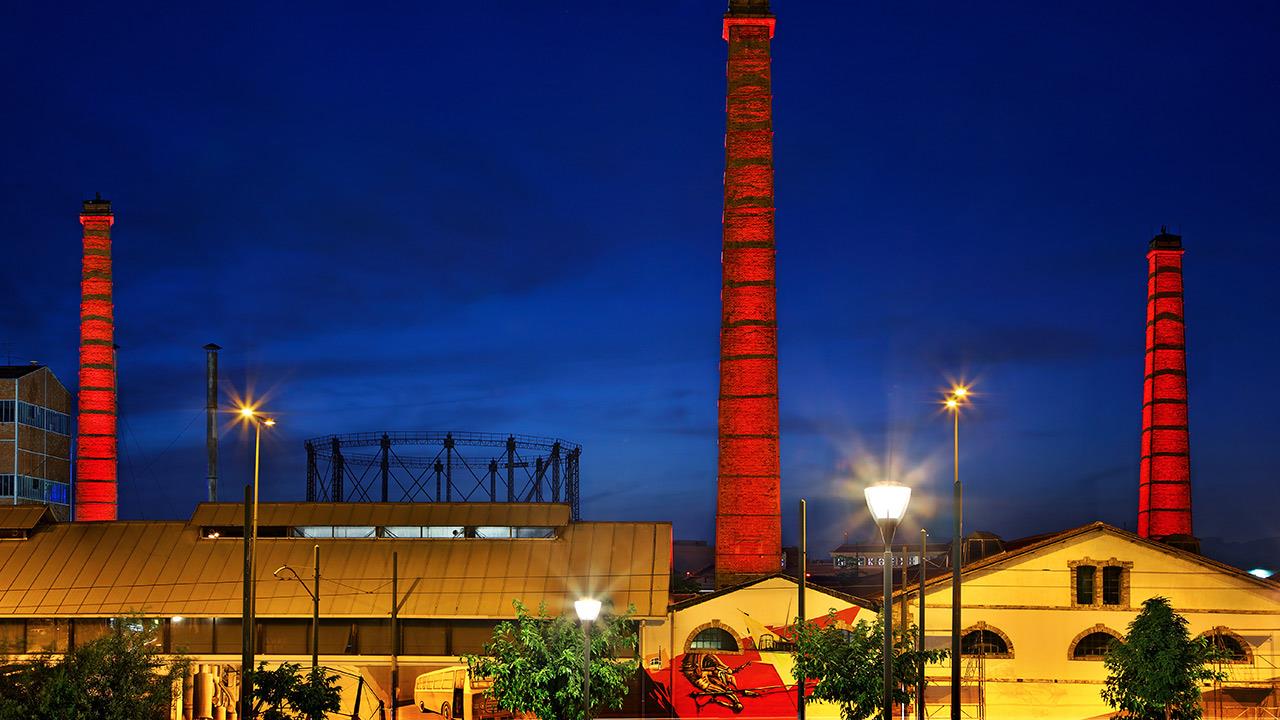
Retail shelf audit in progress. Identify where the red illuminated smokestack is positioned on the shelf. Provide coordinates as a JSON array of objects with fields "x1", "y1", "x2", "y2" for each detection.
[
  {"x1": 1139, "y1": 228, "x2": 1195, "y2": 549},
  {"x1": 715, "y1": 0, "x2": 780, "y2": 588},
  {"x1": 76, "y1": 195, "x2": 117, "y2": 521}
]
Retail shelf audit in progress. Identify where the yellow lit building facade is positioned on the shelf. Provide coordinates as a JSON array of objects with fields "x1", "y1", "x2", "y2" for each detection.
[{"x1": 901, "y1": 522, "x2": 1280, "y2": 719}]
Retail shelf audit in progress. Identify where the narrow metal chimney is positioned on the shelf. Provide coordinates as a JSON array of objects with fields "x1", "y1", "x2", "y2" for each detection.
[{"x1": 203, "y1": 343, "x2": 221, "y2": 502}]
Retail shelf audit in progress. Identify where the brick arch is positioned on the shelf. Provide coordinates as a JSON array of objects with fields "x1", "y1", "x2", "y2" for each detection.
[
  {"x1": 1199, "y1": 626, "x2": 1253, "y2": 664},
  {"x1": 960, "y1": 621, "x2": 1014, "y2": 659},
  {"x1": 684, "y1": 620, "x2": 744, "y2": 655},
  {"x1": 1068, "y1": 624, "x2": 1123, "y2": 661}
]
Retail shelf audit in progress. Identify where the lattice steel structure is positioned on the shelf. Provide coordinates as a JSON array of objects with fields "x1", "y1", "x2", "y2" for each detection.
[{"x1": 304, "y1": 431, "x2": 582, "y2": 520}]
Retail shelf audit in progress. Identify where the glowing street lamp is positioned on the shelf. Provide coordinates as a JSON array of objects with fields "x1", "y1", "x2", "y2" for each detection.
[
  {"x1": 575, "y1": 598, "x2": 603, "y2": 719},
  {"x1": 942, "y1": 385, "x2": 970, "y2": 720},
  {"x1": 865, "y1": 481, "x2": 911, "y2": 720},
  {"x1": 238, "y1": 405, "x2": 275, "y2": 720}
]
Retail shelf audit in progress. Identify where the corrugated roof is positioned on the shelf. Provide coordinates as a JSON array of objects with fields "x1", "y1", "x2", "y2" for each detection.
[
  {"x1": 0, "y1": 505, "x2": 54, "y2": 530},
  {"x1": 0, "y1": 508, "x2": 669, "y2": 619},
  {"x1": 189, "y1": 502, "x2": 572, "y2": 528}
]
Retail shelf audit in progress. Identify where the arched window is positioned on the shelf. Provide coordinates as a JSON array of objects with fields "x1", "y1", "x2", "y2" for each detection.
[
  {"x1": 1072, "y1": 631, "x2": 1119, "y2": 660},
  {"x1": 962, "y1": 629, "x2": 1010, "y2": 657},
  {"x1": 1204, "y1": 629, "x2": 1251, "y2": 663},
  {"x1": 689, "y1": 627, "x2": 738, "y2": 652}
]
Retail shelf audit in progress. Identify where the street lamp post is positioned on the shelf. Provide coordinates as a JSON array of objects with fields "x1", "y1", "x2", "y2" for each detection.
[
  {"x1": 274, "y1": 543, "x2": 321, "y2": 671},
  {"x1": 943, "y1": 386, "x2": 968, "y2": 720},
  {"x1": 865, "y1": 481, "x2": 911, "y2": 720},
  {"x1": 574, "y1": 598, "x2": 602, "y2": 720},
  {"x1": 239, "y1": 406, "x2": 275, "y2": 720}
]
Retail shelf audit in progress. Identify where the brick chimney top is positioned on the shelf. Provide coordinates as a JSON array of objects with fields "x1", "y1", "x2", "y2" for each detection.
[
  {"x1": 1149, "y1": 226, "x2": 1182, "y2": 251},
  {"x1": 81, "y1": 193, "x2": 112, "y2": 216}
]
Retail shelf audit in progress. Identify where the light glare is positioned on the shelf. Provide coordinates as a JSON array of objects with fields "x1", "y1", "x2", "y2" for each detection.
[{"x1": 574, "y1": 598, "x2": 602, "y2": 621}]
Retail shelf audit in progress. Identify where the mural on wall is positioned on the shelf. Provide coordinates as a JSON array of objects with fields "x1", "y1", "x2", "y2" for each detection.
[{"x1": 644, "y1": 604, "x2": 865, "y2": 717}]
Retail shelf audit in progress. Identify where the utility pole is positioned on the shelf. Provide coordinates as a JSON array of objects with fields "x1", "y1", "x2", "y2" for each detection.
[
  {"x1": 797, "y1": 499, "x2": 807, "y2": 720},
  {"x1": 241, "y1": 483, "x2": 254, "y2": 720}
]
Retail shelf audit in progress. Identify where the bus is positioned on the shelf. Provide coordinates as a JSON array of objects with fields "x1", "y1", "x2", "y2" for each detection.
[{"x1": 412, "y1": 666, "x2": 515, "y2": 720}]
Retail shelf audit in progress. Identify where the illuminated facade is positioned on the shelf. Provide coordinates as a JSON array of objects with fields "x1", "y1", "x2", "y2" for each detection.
[
  {"x1": 716, "y1": 0, "x2": 782, "y2": 589},
  {"x1": 1139, "y1": 229, "x2": 1194, "y2": 544},
  {"x1": 900, "y1": 522, "x2": 1280, "y2": 719},
  {"x1": 0, "y1": 365, "x2": 72, "y2": 520},
  {"x1": 0, "y1": 502, "x2": 670, "y2": 719},
  {"x1": 75, "y1": 195, "x2": 117, "y2": 521}
]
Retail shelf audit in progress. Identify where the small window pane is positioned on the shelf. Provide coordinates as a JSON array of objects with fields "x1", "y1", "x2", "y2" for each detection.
[
  {"x1": 74, "y1": 618, "x2": 113, "y2": 648},
  {"x1": 514, "y1": 527, "x2": 554, "y2": 538},
  {"x1": 401, "y1": 621, "x2": 449, "y2": 655},
  {"x1": 259, "y1": 620, "x2": 310, "y2": 654},
  {"x1": 170, "y1": 618, "x2": 214, "y2": 653},
  {"x1": 318, "y1": 621, "x2": 356, "y2": 654},
  {"x1": 690, "y1": 627, "x2": 738, "y2": 652},
  {"x1": 294, "y1": 526, "x2": 334, "y2": 538},
  {"x1": 1210, "y1": 633, "x2": 1248, "y2": 662},
  {"x1": 0, "y1": 621, "x2": 24, "y2": 653},
  {"x1": 1076, "y1": 566, "x2": 1096, "y2": 605},
  {"x1": 26, "y1": 619, "x2": 69, "y2": 653},
  {"x1": 355, "y1": 620, "x2": 391, "y2": 655},
  {"x1": 474, "y1": 527, "x2": 511, "y2": 539},
  {"x1": 383, "y1": 526, "x2": 421, "y2": 539},
  {"x1": 1102, "y1": 566, "x2": 1123, "y2": 605},
  {"x1": 1073, "y1": 632, "x2": 1116, "y2": 659},
  {"x1": 451, "y1": 622, "x2": 497, "y2": 654},
  {"x1": 214, "y1": 618, "x2": 243, "y2": 654},
  {"x1": 425, "y1": 526, "x2": 464, "y2": 538},
  {"x1": 962, "y1": 629, "x2": 1009, "y2": 656},
  {"x1": 333, "y1": 526, "x2": 376, "y2": 538}
]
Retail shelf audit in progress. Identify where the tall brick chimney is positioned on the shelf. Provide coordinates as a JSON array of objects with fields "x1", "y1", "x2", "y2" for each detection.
[
  {"x1": 75, "y1": 195, "x2": 117, "y2": 521},
  {"x1": 1139, "y1": 228, "x2": 1195, "y2": 550},
  {"x1": 715, "y1": 0, "x2": 781, "y2": 588}
]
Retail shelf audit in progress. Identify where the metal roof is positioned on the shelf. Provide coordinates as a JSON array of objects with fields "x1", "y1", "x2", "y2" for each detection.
[
  {"x1": 0, "y1": 505, "x2": 670, "y2": 620},
  {"x1": 0, "y1": 505, "x2": 54, "y2": 530},
  {"x1": 190, "y1": 502, "x2": 572, "y2": 528}
]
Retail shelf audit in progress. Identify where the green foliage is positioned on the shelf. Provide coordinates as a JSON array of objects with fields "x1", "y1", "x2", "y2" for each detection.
[
  {"x1": 1101, "y1": 597, "x2": 1227, "y2": 720},
  {"x1": 464, "y1": 600, "x2": 639, "y2": 720},
  {"x1": 791, "y1": 610, "x2": 947, "y2": 720},
  {"x1": 249, "y1": 662, "x2": 343, "y2": 720},
  {"x1": 0, "y1": 618, "x2": 187, "y2": 720}
]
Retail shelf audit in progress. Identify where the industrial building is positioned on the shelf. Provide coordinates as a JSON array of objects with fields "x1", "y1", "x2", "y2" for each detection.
[
  {"x1": 0, "y1": 502, "x2": 670, "y2": 719},
  {"x1": 0, "y1": 364, "x2": 73, "y2": 520}
]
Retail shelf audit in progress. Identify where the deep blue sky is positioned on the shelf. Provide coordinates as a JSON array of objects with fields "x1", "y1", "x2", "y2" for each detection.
[{"x1": 3, "y1": 2, "x2": 1278, "y2": 561}]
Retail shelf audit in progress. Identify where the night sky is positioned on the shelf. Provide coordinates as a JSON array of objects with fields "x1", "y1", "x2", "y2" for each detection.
[{"x1": 4, "y1": 2, "x2": 1278, "y2": 564}]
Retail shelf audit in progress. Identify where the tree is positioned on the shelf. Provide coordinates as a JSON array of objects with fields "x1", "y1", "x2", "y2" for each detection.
[
  {"x1": 249, "y1": 662, "x2": 343, "y2": 720},
  {"x1": 464, "y1": 600, "x2": 639, "y2": 720},
  {"x1": 791, "y1": 610, "x2": 947, "y2": 720},
  {"x1": 1102, "y1": 596, "x2": 1227, "y2": 720},
  {"x1": 0, "y1": 618, "x2": 187, "y2": 720}
]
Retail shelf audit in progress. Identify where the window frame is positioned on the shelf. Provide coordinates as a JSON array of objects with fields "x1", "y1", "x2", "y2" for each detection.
[
  {"x1": 1069, "y1": 558, "x2": 1132, "y2": 609},
  {"x1": 960, "y1": 622, "x2": 1014, "y2": 659},
  {"x1": 684, "y1": 622, "x2": 742, "y2": 655},
  {"x1": 1068, "y1": 625, "x2": 1123, "y2": 661}
]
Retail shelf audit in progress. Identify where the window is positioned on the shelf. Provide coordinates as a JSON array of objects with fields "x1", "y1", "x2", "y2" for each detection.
[
  {"x1": 474, "y1": 526, "x2": 511, "y2": 539},
  {"x1": 333, "y1": 526, "x2": 375, "y2": 538},
  {"x1": 26, "y1": 619, "x2": 69, "y2": 653},
  {"x1": 426, "y1": 526, "x2": 464, "y2": 538},
  {"x1": 1102, "y1": 566, "x2": 1123, "y2": 605},
  {"x1": 0, "y1": 621, "x2": 24, "y2": 653},
  {"x1": 450, "y1": 622, "x2": 497, "y2": 655},
  {"x1": 74, "y1": 618, "x2": 113, "y2": 647},
  {"x1": 1076, "y1": 566, "x2": 1096, "y2": 605},
  {"x1": 259, "y1": 619, "x2": 311, "y2": 654},
  {"x1": 401, "y1": 621, "x2": 449, "y2": 655},
  {"x1": 962, "y1": 628, "x2": 1011, "y2": 657},
  {"x1": 383, "y1": 526, "x2": 421, "y2": 538},
  {"x1": 0, "y1": 401, "x2": 13, "y2": 423},
  {"x1": 1072, "y1": 631, "x2": 1118, "y2": 660},
  {"x1": 514, "y1": 527, "x2": 555, "y2": 538},
  {"x1": 213, "y1": 618, "x2": 243, "y2": 654},
  {"x1": 1206, "y1": 630, "x2": 1250, "y2": 663},
  {"x1": 170, "y1": 618, "x2": 215, "y2": 653},
  {"x1": 689, "y1": 627, "x2": 738, "y2": 652}
]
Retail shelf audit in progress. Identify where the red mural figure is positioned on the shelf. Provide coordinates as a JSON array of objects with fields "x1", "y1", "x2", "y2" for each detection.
[
  {"x1": 76, "y1": 196, "x2": 118, "y2": 521},
  {"x1": 1138, "y1": 229, "x2": 1193, "y2": 542},
  {"x1": 716, "y1": 0, "x2": 781, "y2": 588}
]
